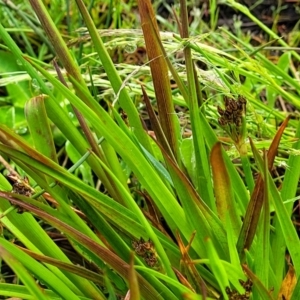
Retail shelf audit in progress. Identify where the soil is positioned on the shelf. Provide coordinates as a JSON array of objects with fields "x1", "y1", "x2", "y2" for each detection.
[{"x1": 158, "y1": 0, "x2": 300, "y2": 38}]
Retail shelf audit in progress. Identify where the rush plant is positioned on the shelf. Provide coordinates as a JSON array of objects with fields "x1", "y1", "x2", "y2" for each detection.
[{"x1": 0, "y1": 0, "x2": 299, "y2": 299}]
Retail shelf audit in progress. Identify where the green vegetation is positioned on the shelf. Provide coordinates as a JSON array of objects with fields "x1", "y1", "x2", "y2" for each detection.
[{"x1": 0, "y1": 0, "x2": 299, "y2": 299}]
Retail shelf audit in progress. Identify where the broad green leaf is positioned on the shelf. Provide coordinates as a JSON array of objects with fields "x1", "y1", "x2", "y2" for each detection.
[
  {"x1": 25, "y1": 94, "x2": 57, "y2": 163},
  {"x1": 0, "y1": 51, "x2": 31, "y2": 106},
  {"x1": 180, "y1": 137, "x2": 197, "y2": 185},
  {"x1": 210, "y1": 142, "x2": 241, "y2": 240}
]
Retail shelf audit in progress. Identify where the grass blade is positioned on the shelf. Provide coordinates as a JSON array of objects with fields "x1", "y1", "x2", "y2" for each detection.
[
  {"x1": 210, "y1": 142, "x2": 241, "y2": 240},
  {"x1": 74, "y1": 0, "x2": 151, "y2": 151},
  {"x1": 0, "y1": 238, "x2": 82, "y2": 300},
  {"x1": 179, "y1": 0, "x2": 215, "y2": 208},
  {"x1": 137, "y1": 0, "x2": 181, "y2": 162},
  {"x1": 237, "y1": 117, "x2": 290, "y2": 257},
  {"x1": 25, "y1": 94, "x2": 57, "y2": 163}
]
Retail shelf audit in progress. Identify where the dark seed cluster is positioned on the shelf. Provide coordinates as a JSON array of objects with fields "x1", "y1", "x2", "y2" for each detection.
[
  {"x1": 132, "y1": 237, "x2": 158, "y2": 267},
  {"x1": 7, "y1": 174, "x2": 33, "y2": 213},
  {"x1": 218, "y1": 95, "x2": 247, "y2": 128},
  {"x1": 225, "y1": 279, "x2": 253, "y2": 300}
]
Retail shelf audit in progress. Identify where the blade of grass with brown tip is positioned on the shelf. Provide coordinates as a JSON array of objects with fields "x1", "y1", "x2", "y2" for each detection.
[
  {"x1": 236, "y1": 117, "x2": 290, "y2": 258},
  {"x1": 266, "y1": 116, "x2": 291, "y2": 169},
  {"x1": 25, "y1": 95, "x2": 58, "y2": 163},
  {"x1": 199, "y1": 111, "x2": 249, "y2": 213},
  {"x1": 137, "y1": 0, "x2": 181, "y2": 163},
  {"x1": 278, "y1": 265, "x2": 297, "y2": 300},
  {"x1": 155, "y1": 140, "x2": 229, "y2": 260},
  {"x1": 210, "y1": 142, "x2": 241, "y2": 241}
]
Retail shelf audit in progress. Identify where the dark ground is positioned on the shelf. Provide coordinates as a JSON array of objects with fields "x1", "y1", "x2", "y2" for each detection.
[{"x1": 158, "y1": 0, "x2": 300, "y2": 40}]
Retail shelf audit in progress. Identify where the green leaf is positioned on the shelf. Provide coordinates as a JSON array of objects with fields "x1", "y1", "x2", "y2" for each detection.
[
  {"x1": 204, "y1": 238, "x2": 229, "y2": 299},
  {"x1": 180, "y1": 138, "x2": 197, "y2": 185},
  {"x1": 0, "y1": 51, "x2": 31, "y2": 106},
  {"x1": 0, "y1": 173, "x2": 12, "y2": 191},
  {"x1": 25, "y1": 94, "x2": 57, "y2": 162},
  {"x1": 210, "y1": 142, "x2": 241, "y2": 240}
]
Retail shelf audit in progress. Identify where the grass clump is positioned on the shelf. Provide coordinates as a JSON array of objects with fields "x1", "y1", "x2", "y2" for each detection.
[{"x1": 0, "y1": 0, "x2": 300, "y2": 299}]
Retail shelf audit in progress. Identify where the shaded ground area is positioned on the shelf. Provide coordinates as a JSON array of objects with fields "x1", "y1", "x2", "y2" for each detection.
[
  {"x1": 159, "y1": 0, "x2": 300, "y2": 39},
  {"x1": 218, "y1": 0, "x2": 299, "y2": 33}
]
